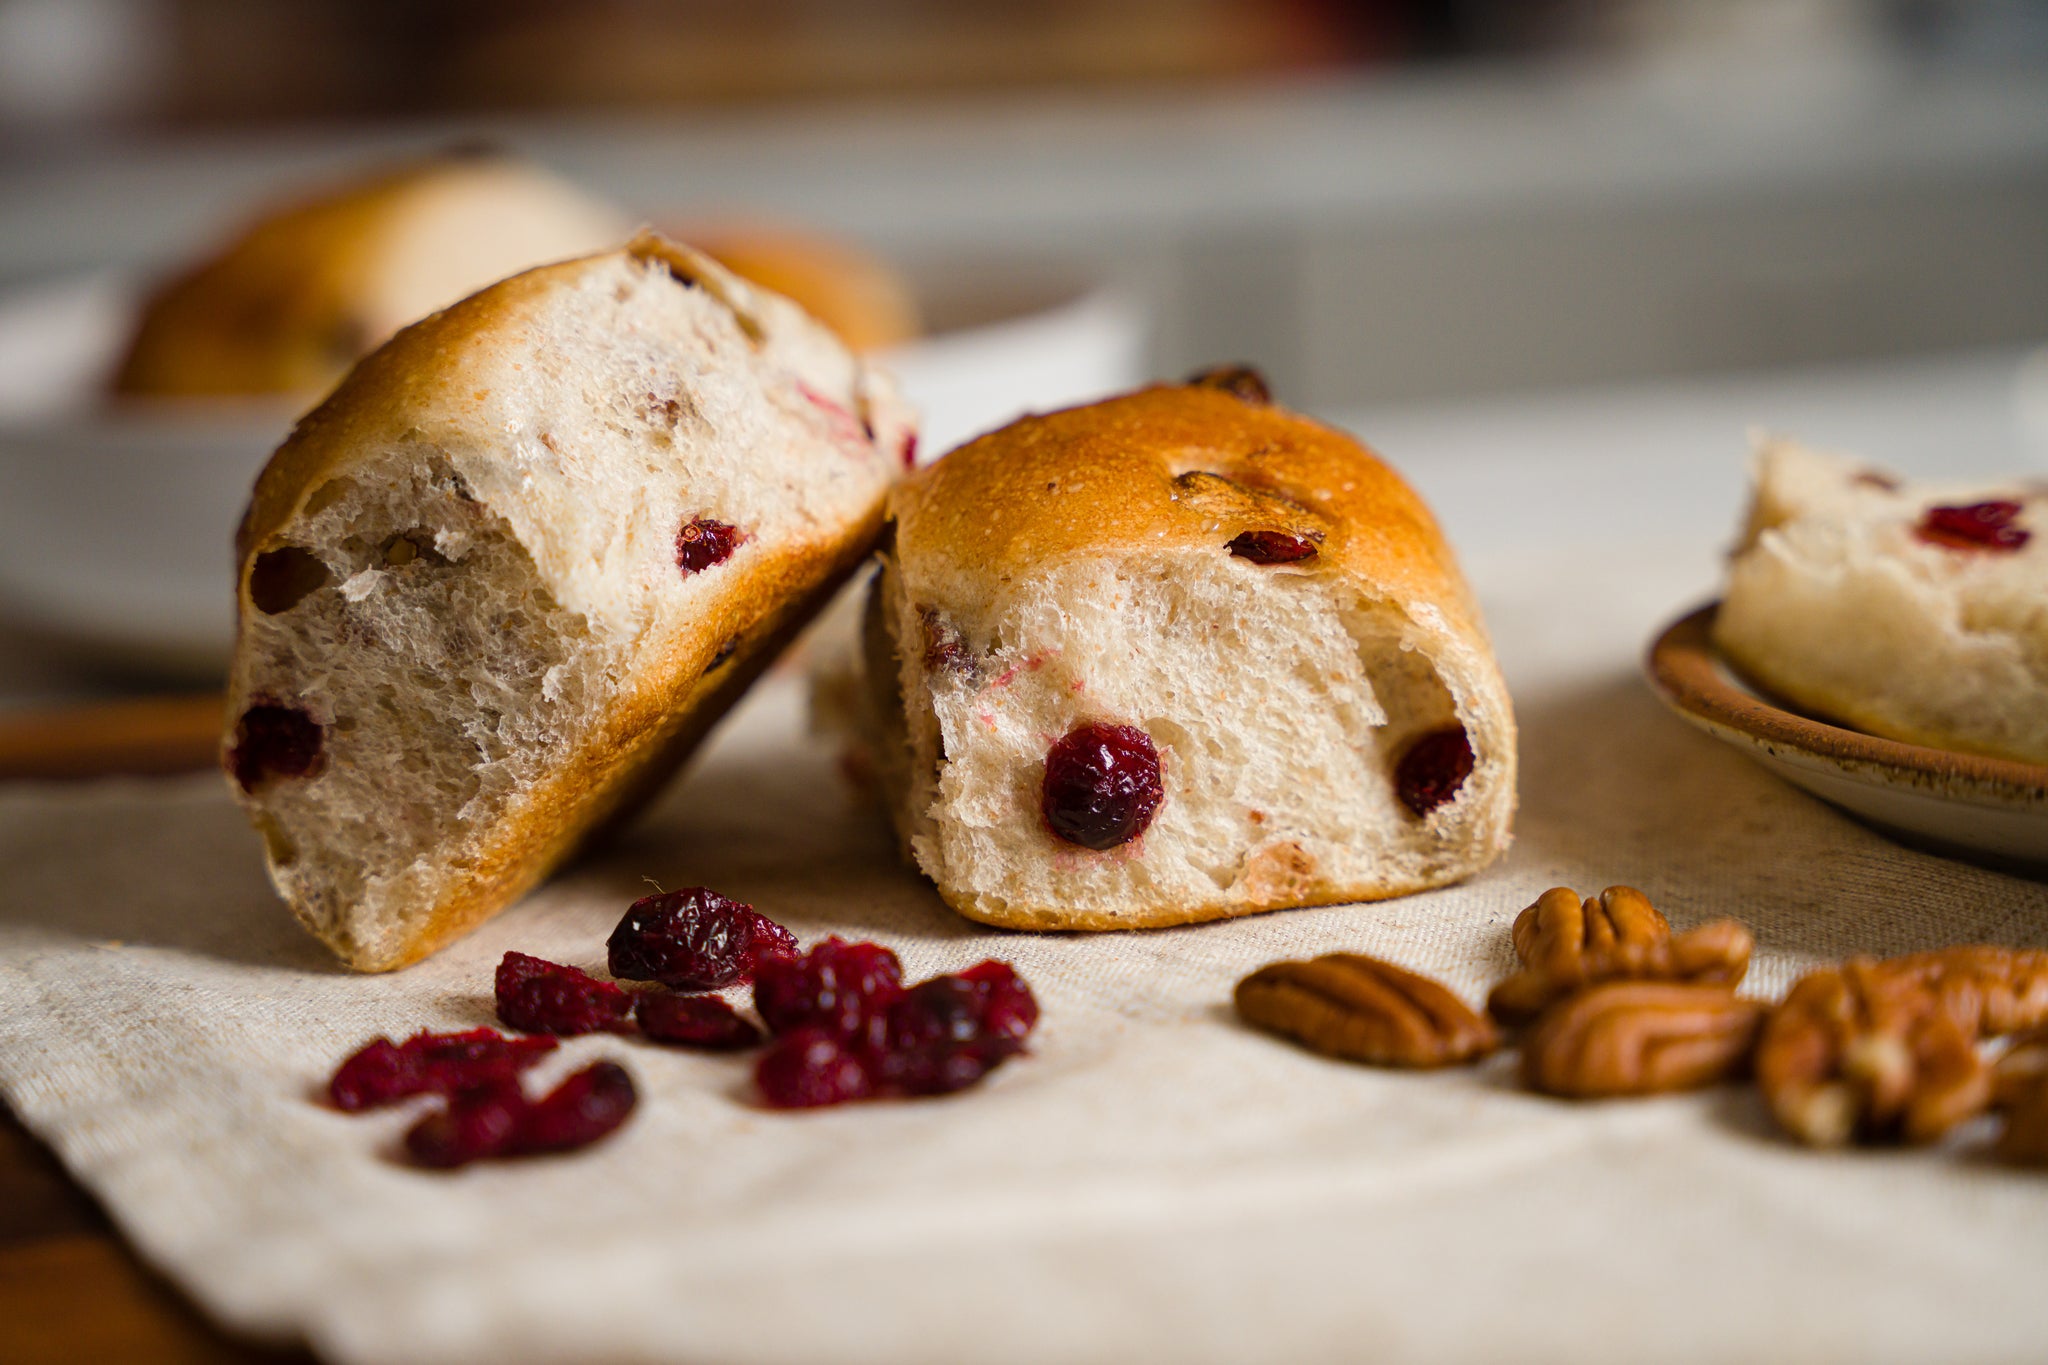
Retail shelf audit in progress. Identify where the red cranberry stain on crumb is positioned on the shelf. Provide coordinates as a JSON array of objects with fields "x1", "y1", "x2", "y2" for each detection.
[
  {"x1": 1040, "y1": 722, "x2": 1165, "y2": 850},
  {"x1": 675, "y1": 517, "x2": 741, "y2": 575},
  {"x1": 227, "y1": 703, "x2": 325, "y2": 793},
  {"x1": 607, "y1": 887, "x2": 796, "y2": 990},
  {"x1": 495, "y1": 952, "x2": 633, "y2": 1036},
  {"x1": 1395, "y1": 727, "x2": 1474, "y2": 817},
  {"x1": 1915, "y1": 501, "x2": 2030, "y2": 552},
  {"x1": 795, "y1": 382, "x2": 874, "y2": 452}
]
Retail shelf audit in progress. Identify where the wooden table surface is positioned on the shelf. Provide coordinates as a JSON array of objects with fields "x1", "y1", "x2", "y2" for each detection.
[{"x1": 0, "y1": 694, "x2": 315, "y2": 1363}]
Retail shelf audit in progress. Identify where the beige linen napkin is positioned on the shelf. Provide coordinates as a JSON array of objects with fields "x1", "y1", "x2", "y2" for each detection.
[{"x1": 3, "y1": 543, "x2": 2045, "y2": 1365}]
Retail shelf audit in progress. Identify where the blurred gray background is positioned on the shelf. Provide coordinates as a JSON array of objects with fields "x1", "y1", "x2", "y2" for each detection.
[{"x1": 2, "y1": 0, "x2": 2045, "y2": 410}]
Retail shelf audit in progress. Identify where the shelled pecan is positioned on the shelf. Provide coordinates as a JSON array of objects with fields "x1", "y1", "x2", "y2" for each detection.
[
  {"x1": 1755, "y1": 957, "x2": 1994, "y2": 1147},
  {"x1": 1235, "y1": 953, "x2": 1499, "y2": 1068},
  {"x1": 1487, "y1": 885, "x2": 1752, "y2": 1025},
  {"x1": 1880, "y1": 946, "x2": 2048, "y2": 1039},
  {"x1": 1520, "y1": 981, "x2": 1764, "y2": 1099},
  {"x1": 1996, "y1": 1082, "x2": 2048, "y2": 1166},
  {"x1": 1994, "y1": 1025, "x2": 2048, "y2": 1108}
]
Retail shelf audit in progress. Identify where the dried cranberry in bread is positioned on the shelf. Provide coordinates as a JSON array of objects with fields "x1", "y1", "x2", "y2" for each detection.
[
  {"x1": 226, "y1": 233, "x2": 913, "y2": 970},
  {"x1": 850, "y1": 370, "x2": 1516, "y2": 930},
  {"x1": 1715, "y1": 437, "x2": 2048, "y2": 764},
  {"x1": 113, "y1": 152, "x2": 633, "y2": 398}
]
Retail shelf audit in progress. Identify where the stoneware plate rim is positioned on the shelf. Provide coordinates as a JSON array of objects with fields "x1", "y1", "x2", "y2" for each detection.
[{"x1": 1644, "y1": 600, "x2": 2048, "y2": 809}]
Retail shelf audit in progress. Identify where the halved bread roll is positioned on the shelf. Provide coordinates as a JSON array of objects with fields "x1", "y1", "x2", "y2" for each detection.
[
  {"x1": 1716, "y1": 436, "x2": 2047, "y2": 764},
  {"x1": 113, "y1": 152, "x2": 633, "y2": 398},
  {"x1": 847, "y1": 369, "x2": 1515, "y2": 930},
  {"x1": 226, "y1": 233, "x2": 914, "y2": 970}
]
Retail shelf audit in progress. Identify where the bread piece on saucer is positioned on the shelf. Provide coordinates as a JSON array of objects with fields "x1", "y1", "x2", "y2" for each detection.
[
  {"x1": 1716, "y1": 436, "x2": 2047, "y2": 765},
  {"x1": 113, "y1": 152, "x2": 633, "y2": 399},
  {"x1": 225, "y1": 233, "x2": 914, "y2": 970},
  {"x1": 847, "y1": 368, "x2": 1516, "y2": 931}
]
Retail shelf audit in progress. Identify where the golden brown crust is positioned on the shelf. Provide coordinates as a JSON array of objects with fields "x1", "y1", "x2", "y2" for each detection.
[
  {"x1": 890, "y1": 385, "x2": 1484, "y2": 645},
  {"x1": 228, "y1": 236, "x2": 900, "y2": 971},
  {"x1": 869, "y1": 381, "x2": 1516, "y2": 931},
  {"x1": 359, "y1": 521, "x2": 881, "y2": 969}
]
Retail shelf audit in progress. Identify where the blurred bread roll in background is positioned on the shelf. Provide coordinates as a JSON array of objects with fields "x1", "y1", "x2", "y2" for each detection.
[
  {"x1": 113, "y1": 151, "x2": 635, "y2": 399},
  {"x1": 678, "y1": 221, "x2": 923, "y2": 352}
]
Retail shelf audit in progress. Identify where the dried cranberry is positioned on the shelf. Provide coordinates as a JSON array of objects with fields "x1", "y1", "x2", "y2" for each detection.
[
  {"x1": 635, "y1": 992, "x2": 762, "y2": 1050},
  {"x1": 495, "y1": 952, "x2": 632, "y2": 1036},
  {"x1": 675, "y1": 517, "x2": 741, "y2": 575},
  {"x1": 756, "y1": 1029, "x2": 874, "y2": 1108},
  {"x1": 899, "y1": 431, "x2": 920, "y2": 467},
  {"x1": 607, "y1": 887, "x2": 796, "y2": 990},
  {"x1": 329, "y1": 1028, "x2": 556, "y2": 1111},
  {"x1": 920, "y1": 608, "x2": 975, "y2": 675},
  {"x1": 404, "y1": 1081, "x2": 526, "y2": 1169},
  {"x1": 227, "y1": 703, "x2": 324, "y2": 793},
  {"x1": 1227, "y1": 530, "x2": 1319, "y2": 564},
  {"x1": 512, "y1": 1061, "x2": 637, "y2": 1155},
  {"x1": 1915, "y1": 501, "x2": 2030, "y2": 552},
  {"x1": 1040, "y1": 722, "x2": 1164, "y2": 850},
  {"x1": 872, "y1": 978, "x2": 1014, "y2": 1096},
  {"x1": 754, "y1": 937, "x2": 904, "y2": 1044},
  {"x1": 1395, "y1": 727, "x2": 1474, "y2": 817},
  {"x1": 1185, "y1": 363, "x2": 1272, "y2": 405},
  {"x1": 957, "y1": 959, "x2": 1040, "y2": 1045}
]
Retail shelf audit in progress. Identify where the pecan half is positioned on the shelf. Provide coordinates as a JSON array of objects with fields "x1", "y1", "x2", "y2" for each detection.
[
  {"x1": 1755, "y1": 957, "x2": 1993, "y2": 1147},
  {"x1": 1235, "y1": 953, "x2": 1498, "y2": 1068},
  {"x1": 1881, "y1": 945, "x2": 2048, "y2": 1038},
  {"x1": 1994, "y1": 1025, "x2": 2048, "y2": 1109},
  {"x1": 1994, "y1": 1025, "x2": 2048, "y2": 1166},
  {"x1": 1520, "y1": 982, "x2": 1764, "y2": 1099},
  {"x1": 1488, "y1": 886, "x2": 1752, "y2": 1025},
  {"x1": 1996, "y1": 1080, "x2": 2048, "y2": 1166}
]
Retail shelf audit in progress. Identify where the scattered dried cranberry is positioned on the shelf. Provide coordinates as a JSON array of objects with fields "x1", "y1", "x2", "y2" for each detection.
[
  {"x1": 957, "y1": 959, "x2": 1041, "y2": 1045},
  {"x1": 870, "y1": 968, "x2": 1037, "y2": 1096},
  {"x1": 1395, "y1": 727, "x2": 1474, "y2": 817},
  {"x1": 401, "y1": 1063, "x2": 638, "y2": 1168},
  {"x1": 607, "y1": 887, "x2": 796, "y2": 990},
  {"x1": 329, "y1": 1028, "x2": 556, "y2": 1111},
  {"x1": 495, "y1": 952, "x2": 633, "y2": 1036},
  {"x1": 635, "y1": 992, "x2": 763, "y2": 1050},
  {"x1": 513, "y1": 1061, "x2": 638, "y2": 1155},
  {"x1": 227, "y1": 703, "x2": 324, "y2": 793},
  {"x1": 1185, "y1": 363, "x2": 1272, "y2": 404},
  {"x1": 675, "y1": 516, "x2": 741, "y2": 575},
  {"x1": 404, "y1": 1081, "x2": 527, "y2": 1168},
  {"x1": 754, "y1": 937, "x2": 904, "y2": 1045},
  {"x1": 899, "y1": 431, "x2": 920, "y2": 467},
  {"x1": 1227, "y1": 530, "x2": 1320, "y2": 564},
  {"x1": 756, "y1": 1029, "x2": 874, "y2": 1109},
  {"x1": 1040, "y1": 722, "x2": 1165, "y2": 850},
  {"x1": 1915, "y1": 501, "x2": 2030, "y2": 552}
]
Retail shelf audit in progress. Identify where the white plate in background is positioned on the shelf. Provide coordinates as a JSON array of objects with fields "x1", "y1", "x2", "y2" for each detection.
[{"x1": 0, "y1": 261, "x2": 1146, "y2": 672}]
